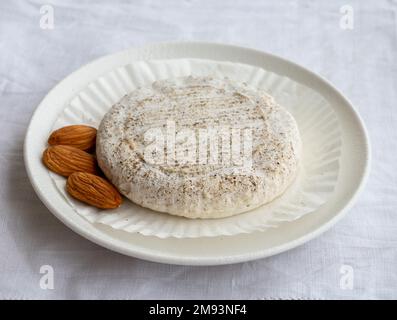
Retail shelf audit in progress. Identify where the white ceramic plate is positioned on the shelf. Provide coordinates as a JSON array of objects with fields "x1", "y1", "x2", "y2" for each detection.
[{"x1": 24, "y1": 42, "x2": 370, "y2": 265}]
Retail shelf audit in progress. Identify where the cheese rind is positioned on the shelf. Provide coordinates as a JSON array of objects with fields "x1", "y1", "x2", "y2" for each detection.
[{"x1": 96, "y1": 76, "x2": 301, "y2": 218}]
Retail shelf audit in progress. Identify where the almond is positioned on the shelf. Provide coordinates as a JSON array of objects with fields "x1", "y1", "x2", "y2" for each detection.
[
  {"x1": 66, "y1": 172, "x2": 122, "y2": 209},
  {"x1": 48, "y1": 125, "x2": 97, "y2": 151},
  {"x1": 42, "y1": 145, "x2": 98, "y2": 177}
]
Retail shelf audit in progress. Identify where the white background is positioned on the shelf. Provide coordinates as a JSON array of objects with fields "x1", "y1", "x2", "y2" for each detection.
[{"x1": 0, "y1": 0, "x2": 395, "y2": 299}]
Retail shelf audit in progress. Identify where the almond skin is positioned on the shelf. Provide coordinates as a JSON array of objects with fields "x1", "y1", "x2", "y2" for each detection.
[
  {"x1": 66, "y1": 172, "x2": 122, "y2": 209},
  {"x1": 42, "y1": 145, "x2": 98, "y2": 177},
  {"x1": 48, "y1": 125, "x2": 97, "y2": 151}
]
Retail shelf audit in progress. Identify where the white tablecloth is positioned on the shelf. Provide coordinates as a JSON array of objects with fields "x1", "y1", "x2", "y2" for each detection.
[{"x1": 0, "y1": 0, "x2": 395, "y2": 299}]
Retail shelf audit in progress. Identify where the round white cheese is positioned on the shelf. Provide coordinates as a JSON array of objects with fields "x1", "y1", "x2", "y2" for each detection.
[{"x1": 96, "y1": 76, "x2": 301, "y2": 218}]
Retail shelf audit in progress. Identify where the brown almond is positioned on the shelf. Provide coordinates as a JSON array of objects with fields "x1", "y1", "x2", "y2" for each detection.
[
  {"x1": 42, "y1": 145, "x2": 98, "y2": 177},
  {"x1": 66, "y1": 172, "x2": 122, "y2": 209},
  {"x1": 48, "y1": 125, "x2": 97, "y2": 151}
]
